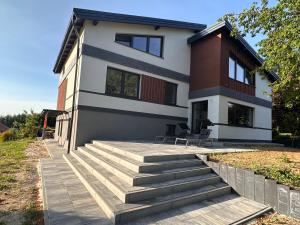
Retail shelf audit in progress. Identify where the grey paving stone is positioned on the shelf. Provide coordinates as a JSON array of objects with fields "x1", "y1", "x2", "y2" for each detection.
[{"x1": 277, "y1": 184, "x2": 290, "y2": 215}]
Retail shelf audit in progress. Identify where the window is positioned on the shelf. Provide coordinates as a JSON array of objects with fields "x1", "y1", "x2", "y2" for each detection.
[
  {"x1": 228, "y1": 103, "x2": 253, "y2": 127},
  {"x1": 106, "y1": 68, "x2": 140, "y2": 98},
  {"x1": 245, "y1": 69, "x2": 255, "y2": 85},
  {"x1": 228, "y1": 56, "x2": 255, "y2": 86},
  {"x1": 164, "y1": 82, "x2": 177, "y2": 105},
  {"x1": 236, "y1": 63, "x2": 244, "y2": 82},
  {"x1": 115, "y1": 34, "x2": 163, "y2": 57},
  {"x1": 229, "y1": 57, "x2": 235, "y2": 79}
]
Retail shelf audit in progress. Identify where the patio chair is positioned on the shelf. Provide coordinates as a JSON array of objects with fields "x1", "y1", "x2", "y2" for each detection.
[
  {"x1": 155, "y1": 124, "x2": 177, "y2": 143},
  {"x1": 175, "y1": 129, "x2": 213, "y2": 147}
]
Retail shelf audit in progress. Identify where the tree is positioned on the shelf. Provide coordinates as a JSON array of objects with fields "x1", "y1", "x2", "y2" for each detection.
[{"x1": 221, "y1": 0, "x2": 300, "y2": 109}]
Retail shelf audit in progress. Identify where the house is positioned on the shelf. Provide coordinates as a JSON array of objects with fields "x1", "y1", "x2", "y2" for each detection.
[
  {"x1": 53, "y1": 8, "x2": 278, "y2": 150},
  {"x1": 0, "y1": 122, "x2": 9, "y2": 133}
]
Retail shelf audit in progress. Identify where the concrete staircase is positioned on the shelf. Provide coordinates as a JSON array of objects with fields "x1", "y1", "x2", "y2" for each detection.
[{"x1": 63, "y1": 141, "x2": 232, "y2": 224}]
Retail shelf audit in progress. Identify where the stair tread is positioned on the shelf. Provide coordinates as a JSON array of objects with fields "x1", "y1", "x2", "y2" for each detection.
[
  {"x1": 86, "y1": 143, "x2": 200, "y2": 167},
  {"x1": 65, "y1": 153, "x2": 230, "y2": 215},
  {"x1": 93, "y1": 140, "x2": 196, "y2": 162},
  {"x1": 78, "y1": 147, "x2": 210, "y2": 178},
  {"x1": 72, "y1": 150, "x2": 220, "y2": 194}
]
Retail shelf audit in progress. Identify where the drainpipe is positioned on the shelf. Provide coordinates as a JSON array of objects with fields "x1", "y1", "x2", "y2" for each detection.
[{"x1": 67, "y1": 16, "x2": 81, "y2": 154}]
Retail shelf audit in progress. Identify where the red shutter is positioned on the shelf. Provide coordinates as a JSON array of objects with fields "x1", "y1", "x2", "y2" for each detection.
[
  {"x1": 57, "y1": 79, "x2": 68, "y2": 110},
  {"x1": 141, "y1": 75, "x2": 165, "y2": 104}
]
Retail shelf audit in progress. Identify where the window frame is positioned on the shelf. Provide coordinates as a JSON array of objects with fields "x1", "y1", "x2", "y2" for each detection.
[
  {"x1": 164, "y1": 81, "x2": 178, "y2": 106},
  {"x1": 105, "y1": 67, "x2": 140, "y2": 100},
  {"x1": 228, "y1": 102, "x2": 254, "y2": 128},
  {"x1": 228, "y1": 54, "x2": 255, "y2": 86},
  {"x1": 115, "y1": 34, "x2": 164, "y2": 58}
]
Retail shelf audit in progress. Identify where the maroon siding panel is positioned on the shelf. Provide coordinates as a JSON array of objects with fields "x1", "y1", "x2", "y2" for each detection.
[
  {"x1": 57, "y1": 79, "x2": 67, "y2": 110},
  {"x1": 190, "y1": 33, "x2": 222, "y2": 91},
  {"x1": 141, "y1": 75, "x2": 165, "y2": 104},
  {"x1": 220, "y1": 32, "x2": 257, "y2": 96}
]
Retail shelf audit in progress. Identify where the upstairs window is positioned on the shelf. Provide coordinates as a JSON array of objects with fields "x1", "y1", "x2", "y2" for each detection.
[
  {"x1": 228, "y1": 102, "x2": 254, "y2": 127},
  {"x1": 164, "y1": 82, "x2": 177, "y2": 105},
  {"x1": 228, "y1": 56, "x2": 255, "y2": 86},
  {"x1": 115, "y1": 34, "x2": 163, "y2": 57},
  {"x1": 106, "y1": 67, "x2": 140, "y2": 99}
]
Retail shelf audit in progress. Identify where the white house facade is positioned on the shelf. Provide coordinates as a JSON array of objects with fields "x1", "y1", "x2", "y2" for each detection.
[{"x1": 53, "y1": 8, "x2": 278, "y2": 150}]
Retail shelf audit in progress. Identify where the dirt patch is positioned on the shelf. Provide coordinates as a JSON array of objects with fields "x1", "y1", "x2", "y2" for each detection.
[
  {"x1": 0, "y1": 139, "x2": 49, "y2": 225},
  {"x1": 209, "y1": 147, "x2": 300, "y2": 190},
  {"x1": 251, "y1": 212, "x2": 300, "y2": 225}
]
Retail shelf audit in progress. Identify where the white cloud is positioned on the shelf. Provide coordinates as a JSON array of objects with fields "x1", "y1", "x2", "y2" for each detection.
[{"x1": 0, "y1": 100, "x2": 56, "y2": 116}]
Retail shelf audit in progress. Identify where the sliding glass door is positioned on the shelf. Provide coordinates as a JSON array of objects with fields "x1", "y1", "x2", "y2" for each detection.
[{"x1": 191, "y1": 100, "x2": 208, "y2": 133}]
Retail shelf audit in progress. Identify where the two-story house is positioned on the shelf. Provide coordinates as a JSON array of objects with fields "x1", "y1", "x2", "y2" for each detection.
[{"x1": 53, "y1": 8, "x2": 278, "y2": 150}]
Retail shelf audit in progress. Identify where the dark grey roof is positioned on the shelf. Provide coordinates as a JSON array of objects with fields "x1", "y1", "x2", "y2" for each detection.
[
  {"x1": 53, "y1": 8, "x2": 207, "y2": 73},
  {"x1": 188, "y1": 21, "x2": 279, "y2": 81},
  {"x1": 0, "y1": 122, "x2": 9, "y2": 132}
]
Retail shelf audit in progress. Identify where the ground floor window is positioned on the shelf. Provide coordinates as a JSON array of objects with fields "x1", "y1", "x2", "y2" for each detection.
[
  {"x1": 228, "y1": 102, "x2": 254, "y2": 127},
  {"x1": 106, "y1": 67, "x2": 140, "y2": 99}
]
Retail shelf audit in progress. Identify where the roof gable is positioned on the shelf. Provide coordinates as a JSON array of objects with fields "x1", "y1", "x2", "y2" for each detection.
[{"x1": 53, "y1": 8, "x2": 207, "y2": 73}]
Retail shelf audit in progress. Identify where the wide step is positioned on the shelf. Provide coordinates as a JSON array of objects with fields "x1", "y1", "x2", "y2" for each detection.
[
  {"x1": 64, "y1": 153, "x2": 232, "y2": 224},
  {"x1": 71, "y1": 149, "x2": 222, "y2": 203}
]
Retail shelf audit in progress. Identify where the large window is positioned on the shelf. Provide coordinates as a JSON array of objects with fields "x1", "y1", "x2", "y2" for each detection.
[
  {"x1": 115, "y1": 34, "x2": 163, "y2": 57},
  {"x1": 228, "y1": 103, "x2": 254, "y2": 127},
  {"x1": 164, "y1": 82, "x2": 177, "y2": 105},
  {"x1": 106, "y1": 68, "x2": 140, "y2": 98},
  {"x1": 228, "y1": 56, "x2": 255, "y2": 86}
]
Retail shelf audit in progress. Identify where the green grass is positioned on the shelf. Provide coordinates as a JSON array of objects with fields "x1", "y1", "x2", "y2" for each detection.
[{"x1": 0, "y1": 139, "x2": 32, "y2": 191}]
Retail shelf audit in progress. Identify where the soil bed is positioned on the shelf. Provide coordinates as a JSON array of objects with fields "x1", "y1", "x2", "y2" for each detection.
[{"x1": 209, "y1": 147, "x2": 300, "y2": 190}]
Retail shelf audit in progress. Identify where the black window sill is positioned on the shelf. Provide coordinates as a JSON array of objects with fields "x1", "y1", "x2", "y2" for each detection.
[{"x1": 114, "y1": 41, "x2": 164, "y2": 59}]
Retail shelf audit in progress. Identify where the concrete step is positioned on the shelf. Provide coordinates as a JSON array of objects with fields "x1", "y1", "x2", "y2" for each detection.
[
  {"x1": 93, "y1": 140, "x2": 196, "y2": 162},
  {"x1": 64, "y1": 153, "x2": 232, "y2": 225},
  {"x1": 85, "y1": 143, "x2": 203, "y2": 173},
  {"x1": 71, "y1": 150, "x2": 222, "y2": 203},
  {"x1": 78, "y1": 146, "x2": 212, "y2": 186}
]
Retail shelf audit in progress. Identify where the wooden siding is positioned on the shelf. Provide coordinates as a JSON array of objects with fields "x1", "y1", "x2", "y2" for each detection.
[
  {"x1": 190, "y1": 33, "x2": 222, "y2": 91},
  {"x1": 228, "y1": 79, "x2": 255, "y2": 96},
  {"x1": 190, "y1": 31, "x2": 258, "y2": 96},
  {"x1": 140, "y1": 75, "x2": 165, "y2": 104},
  {"x1": 57, "y1": 79, "x2": 67, "y2": 110},
  {"x1": 220, "y1": 32, "x2": 256, "y2": 96}
]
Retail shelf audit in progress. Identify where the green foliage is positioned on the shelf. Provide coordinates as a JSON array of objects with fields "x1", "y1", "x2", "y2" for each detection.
[
  {"x1": 17, "y1": 111, "x2": 40, "y2": 139},
  {"x1": 22, "y1": 202, "x2": 39, "y2": 225},
  {"x1": 0, "y1": 113, "x2": 27, "y2": 128},
  {"x1": 0, "y1": 129, "x2": 16, "y2": 143},
  {"x1": 280, "y1": 153, "x2": 291, "y2": 163},
  {"x1": 221, "y1": 0, "x2": 300, "y2": 109}
]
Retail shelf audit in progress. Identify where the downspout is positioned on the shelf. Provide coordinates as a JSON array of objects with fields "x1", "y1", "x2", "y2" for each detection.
[{"x1": 67, "y1": 16, "x2": 81, "y2": 154}]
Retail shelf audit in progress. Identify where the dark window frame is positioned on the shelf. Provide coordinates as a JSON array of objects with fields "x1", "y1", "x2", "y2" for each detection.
[
  {"x1": 228, "y1": 102, "x2": 254, "y2": 127},
  {"x1": 115, "y1": 34, "x2": 164, "y2": 58},
  {"x1": 164, "y1": 81, "x2": 177, "y2": 106},
  {"x1": 105, "y1": 67, "x2": 140, "y2": 100},
  {"x1": 228, "y1": 54, "x2": 255, "y2": 86}
]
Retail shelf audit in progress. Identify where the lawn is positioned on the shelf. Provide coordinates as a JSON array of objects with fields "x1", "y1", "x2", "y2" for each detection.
[
  {"x1": 208, "y1": 148, "x2": 300, "y2": 190},
  {"x1": 0, "y1": 139, "x2": 49, "y2": 225}
]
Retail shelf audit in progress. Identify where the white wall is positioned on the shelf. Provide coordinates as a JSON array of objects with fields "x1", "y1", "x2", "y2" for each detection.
[
  {"x1": 188, "y1": 96, "x2": 220, "y2": 139},
  {"x1": 255, "y1": 72, "x2": 272, "y2": 101},
  {"x1": 79, "y1": 55, "x2": 188, "y2": 117},
  {"x1": 83, "y1": 21, "x2": 193, "y2": 75},
  {"x1": 187, "y1": 95, "x2": 272, "y2": 141}
]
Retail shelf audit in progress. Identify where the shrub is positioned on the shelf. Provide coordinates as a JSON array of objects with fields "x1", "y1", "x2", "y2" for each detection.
[{"x1": 0, "y1": 129, "x2": 15, "y2": 142}]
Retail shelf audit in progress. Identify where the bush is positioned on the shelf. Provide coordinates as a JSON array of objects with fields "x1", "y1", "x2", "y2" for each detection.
[
  {"x1": 0, "y1": 129, "x2": 15, "y2": 142},
  {"x1": 16, "y1": 111, "x2": 40, "y2": 139}
]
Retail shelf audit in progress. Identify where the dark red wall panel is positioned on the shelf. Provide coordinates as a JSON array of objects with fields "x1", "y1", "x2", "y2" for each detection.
[
  {"x1": 141, "y1": 75, "x2": 165, "y2": 104},
  {"x1": 57, "y1": 79, "x2": 67, "y2": 110}
]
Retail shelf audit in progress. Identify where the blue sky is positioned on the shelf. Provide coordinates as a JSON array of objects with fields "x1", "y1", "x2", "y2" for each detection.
[{"x1": 0, "y1": 0, "x2": 268, "y2": 116}]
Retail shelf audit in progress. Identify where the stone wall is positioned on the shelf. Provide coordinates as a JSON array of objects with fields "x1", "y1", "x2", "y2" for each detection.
[{"x1": 197, "y1": 155, "x2": 300, "y2": 220}]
